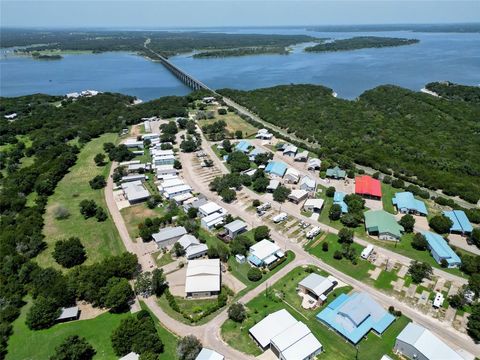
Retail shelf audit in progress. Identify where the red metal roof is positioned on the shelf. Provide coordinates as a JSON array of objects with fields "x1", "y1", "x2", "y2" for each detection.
[{"x1": 355, "y1": 176, "x2": 382, "y2": 198}]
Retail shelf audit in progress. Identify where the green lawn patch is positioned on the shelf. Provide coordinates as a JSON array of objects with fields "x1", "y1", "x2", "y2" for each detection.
[
  {"x1": 39, "y1": 133, "x2": 124, "y2": 268},
  {"x1": 121, "y1": 203, "x2": 166, "y2": 239},
  {"x1": 155, "y1": 251, "x2": 175, "y2": 268},
  {"x1": 7, "y1": 300, "x2": 128, "y2": 360},
  {"x1": 221, "y1": 266, "x2": 408, "y2": 360},
  {"x1": 374, "y1": 269, "x2": 398, "y2": 291},
  {"x1": 382, "y1": 183, "x2": 396, "y2": 214}
]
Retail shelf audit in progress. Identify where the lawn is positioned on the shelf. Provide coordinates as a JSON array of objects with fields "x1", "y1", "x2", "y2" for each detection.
[
  {"x1": 374, "y1": 269, "x2": 398, "y2": 291},
  {"x1": 305, "y1": 233, "x2": 375, "y2": 281},
  {"x1": 6, "y1": 301, "x2": 129, "y2": 360},
  {"x1": 121, "y1": 203, "x2": 166, "y2": 239},
  {"x1": 198, "y1": 110, "x2": 258, "y2": 138},
  {"x1": 221, "y1": 266, "x2": 409, "y2": 360},
  {"x1": 39, "y1": 133, "x2": 124, "y2": 268},
  {"x1": 382, "y1": 182, "x2": 396, "y2": 214}
]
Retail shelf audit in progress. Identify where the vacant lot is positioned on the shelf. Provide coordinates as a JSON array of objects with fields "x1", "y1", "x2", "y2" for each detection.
[
  {"x1": 198, "y1": 108, "x2": 259, "y2": 138},
  {"x1": 39, "y1": 133, "x2": 124, "y2": 268}
]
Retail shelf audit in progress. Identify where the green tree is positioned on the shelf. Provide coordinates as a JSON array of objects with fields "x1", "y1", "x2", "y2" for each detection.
[
  {"x1": 235, "y1": 130, "x2": 243, "y2": 139},
  {"x1": 322, "y1": 242, "x2": 329, "y2": 252},
  {"x1": 227, "y1": 151, "x2": 250, "y2": 173},
  {"x1": 467, "y1": 304, "x2": 480, "y2": 342},
  {"x1": 173, "y1": 242, "x2": 186, "y2": 257},
  {"x1": 252, "y1": 176, "x2": 269, "y2": 193},
  {"x1": 151, "y1": 269, "x2": 167, "y2": 296},
  {"x1": 93, "y1": 153, "x2": 106, "y2": 166},
  {"x1": 187, "y1": 207, "x2": 198, "y2": 219},
  {"x1": 228, "y1": 303, "x2": 246, "y2": 322},
  {"x1": 135, "y1": 272, "x2": 153, "y2": 297},
  {"x1": 399, "y1": 214, "x2": 415, "y2": 233},
  {"x1": 338, "y1": 228, "x2": 354, "y2": 244},
  {"x1": 468, "y1": 273, "x2": 480, "y2": 297},
  {"x1": 326, "y1": 186, "x2": 336, "y2": 197},
  {"x1": 329, "y1": 204, "x2": 342, "y2": 221},
  {"x1": 79, "y1": 199, "x2": 97, "y2": 219},
  {"x1": 429, "y1": 215, "x2": 453, "y2": 234},
  {"x1": 104, "y1": 278, "x2": 134, "y2": 313},
  {"x1": 471, "y1": 228, "x2": 480, "y2": 247},
  {"x1": 408, "y1": 261, "x2": 433, "y2": 284},
  {"x1": 95, "y1": 207, "x2": 108, "y2": 222},
  {"x1": 177, "y1": 335, "x2": 202, "y2": 360},
  {"x1": 411, "y1": 233, "x2": 428, "y2": 251},
  {"x1": 53, "y1": 237, "x2": 87, "y2": 268},
  {"x1": 26, "y1": 297, "x2": 60, "y2": 330},
  {"x1": 222, "y1": 139, "x2": 232, "y2": 153},
  {"x1": 50, "y1": 335, "x2": 96, "y2": 360},
  {"x1": 220, "y1": 188, "x2": 236, "y2": 203},
  {"x1": 273, "y1": 185, "x2": 291, "y2": 203},
  {"x1": 247, "y1": 267, "x2": 262, "y2": 282},
  {"x1": 254, "y1": 225, "x2": 270, "y2": 242}
]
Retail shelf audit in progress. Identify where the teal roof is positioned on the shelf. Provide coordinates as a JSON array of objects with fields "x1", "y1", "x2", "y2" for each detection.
[
  {"x1": 326, "y1": 166, "x2": 346, "y2": 179},
  {"x1": 235, "y1": 140, "x2": 251, "y2": 153},
  {"x1": 392, "y1": 192, "x2": 428, "y2": 215},
  {"x1": 333, "y1": 191, "x2": 348, "y2": 213},
  {"x1": 443, "y1": 210, "x2": 473, "y2": 234},
  {"x1": 265, "y1": 161, "x2": 288, "y2": 177},
  {"x1": 422, "y1": 231, "x2": 461, "y2": 267},
  {"x1": 364, "y1": 210, "x2": 404, "y2": 239}
]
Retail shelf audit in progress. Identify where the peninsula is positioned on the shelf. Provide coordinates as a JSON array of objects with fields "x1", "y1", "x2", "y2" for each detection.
[{"x1": 305, "y1": 36, "x2": 419, "y2": 52}]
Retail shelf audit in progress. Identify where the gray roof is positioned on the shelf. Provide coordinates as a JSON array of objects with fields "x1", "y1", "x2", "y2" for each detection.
[
  {"x1": 298, "y1": 273, "x2": 334, "y2": 297},
  {"x1": 57, "y1": 306, "x2": 79, "y2": 320},
  {"x1": 122, "y1": 180, "x2": 150, "y2": 201},
  {"x1": 224, "y1": 219, "x2": 247, "y2": 233},
  {"x1": 152, "y1": 226, "x2": 187, "y2": 243},
  {"x1": 178, "y1": 234, "x2": 200, "y2": 249}
]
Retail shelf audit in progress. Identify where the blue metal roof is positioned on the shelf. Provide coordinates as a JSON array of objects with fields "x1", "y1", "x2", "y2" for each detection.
[
  {"x1": 316, "y1": 292, "x2": 395, "y2": 344},
  {"x1": 235, "y1": 140, "x2": 251, "y2": 153},
  {"x1": 443, "y1": 210, "x2": 473, "y2": 234},
  {"x1": 265, "y1": 161, "x2": 287, "y2": 177},
  {"x1": 392, "y1": 192, "x2": 428, "y2": 215},
  {"x1": 247, "y1": 254, "x2": 263, "y2": 267},
  {"x1": 333, "y1": 192, "x2": 348, "y2": 213},
  {"x1": 422, "y1": 231, "x2": 461, "y2": 266}
]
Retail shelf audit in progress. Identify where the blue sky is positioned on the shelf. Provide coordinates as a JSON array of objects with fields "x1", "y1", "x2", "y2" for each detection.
[{"x1": 1, "y1": 1, "x2": 479, "y2": 28}]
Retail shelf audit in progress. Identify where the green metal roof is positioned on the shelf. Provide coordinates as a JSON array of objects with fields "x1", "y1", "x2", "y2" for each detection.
[
  {"x1": 364, "y1": 210, "x2": 404, "y2": 238},
  {"x1": 326, "y1": 166, "x2": 346, "y2": 178}
]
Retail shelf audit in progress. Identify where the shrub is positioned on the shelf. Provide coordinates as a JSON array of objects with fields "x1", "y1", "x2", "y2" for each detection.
[
  {"x1": 95, "y1": 207, "x2": 108, "y2": 222},
  {"x1": 322, "y1": 242, "x2": 329, "y2": 252},
  {"x1": 50, "y1": 335, "x2": 96, "y2": 360},
  {"x1": 247, "y1": 267, "x2": 262, "y2": 282},
  {"x1": 218, "y1": 108, "x2": 227, "y2": 115},
  {"x1": 53, "y1": 206, "x2": 70, "y2": 220},
  {"x1": 254, "y1": 225, "x2": 270, "y2": 242},
  {"x1": 94, "y1": 153, "x2": 106, "y2": 166},
  {"x1": 411, "y1": 233, "x2": 428, "y2": 251},
  {"x1": 89, "y1": 175, "x2": 106, "y2": 190},
  {"x1": 79, "y1": 199, "x2": 97, "y2": 219},
  {"x1": 333, "y1": 251, "x2": 343, "y2": 260},
  {"x1": 329, "y1": 204, "x2": 342, "y2": 221},
  {"x1": 326, "y1": 186, "x2": 336, "y2": 197},
  {"x1": 252, "y1": 199, "x2": 261, "y2": 207},
  {"x1": 228, "y1": 303, "x2": 246, "y2": 322},
  {"x1": 177, "y1": 335, "x2": 202, "y2": 360}
]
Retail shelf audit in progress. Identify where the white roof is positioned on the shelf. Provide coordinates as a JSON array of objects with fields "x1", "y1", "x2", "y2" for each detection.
[
  {"x1": 285, "y1": 167, "x2": 300, "y2": 178},
  {"x1": 172, "y1": 192, "x2": 194, "y2": 203},
  {"x1": 196, "y1": 348, "x2": 224, "y2": 360},
  {"x1": 300, "y1": 176, "x2": 316, "y2": 189},
  {"x1": 433, "y1": 292, "x2": 445, "y2": 308},
  {"x1": 294, "y1": 150, "x2": 309, "y2": 159},
  {"x1": 249, "y1": 309, "x2": 298, "y2": 348},
  {"x1": 159, "y1": 178, "x2": 185, "y2": 189},
  {"x1": 271, "y1": 321, "x2": 310, "y2": 351},
  {"x1": 163, "y1": 184, "x2": 192, "y2": 196},
  {"x1": 304, "y1": 198, "x2": 324, "y2": 209},
  {"x1": 199, "y1": 201, "x2": 223, "y2": 215},
  {"x1": 122, "y1": 181, "x2": 150, "y2": 201},
  {"x1": 397, "y1": 323, "x2": 463, "y2": 360},
  {"x1": 202, "y1": 212, "x2": 226, "y2": 227},
  {"x1": 186, "y1": 244, "x2": 208, "y2": 259},
  {"x1": 178, "y1": 234, "x2": 200, "y2": 249},
  {"x1": 119, "y1": 352, "x2": 139, "y2": 360},
  {"x1": 289, "y1": 189, "x2": 308, "y2": 200},
  {"x1": 283, "y1": 145, "x2": 298, "y2": 154},
  {"x1": 250, "y1": 239, "x2": 280, "y2": 261},
  {"x1": 156, "y1": 164, "x2": 175, "y2": 171},
  {"x1": 308, "y1": 158, "x2": 321, "y2": 166},
  {"x1": 152, "y1": 226, "x2": 187, "y2": 244},
  {"x1": 224, "y1": 219, "x2": 247, "y2": 233},
  {"x1": 267, "y1": 179, "x2": 280, "y2": 189},
  {"x1": 57, "y1": 306, "x2": 79, "y2": 320},
  {"x1": 281, "y1": 333, "x2": 322, "y2": 360},
  {"x1": 185, "y1": 259, "x2": 220, "y2": 293},
  {"x1": 298, "y1": 273, "x2": 334, "y2": 297},
  {"x1": 151, "y1": 149, "x2": 174, "y2": 156}
]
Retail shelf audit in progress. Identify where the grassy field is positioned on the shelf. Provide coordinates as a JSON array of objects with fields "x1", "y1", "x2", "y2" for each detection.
[
  {"x1": 221, "y1": 266, "x2": 408, "y2": 359},
  {"x1": 306, "y1": 233, "x2": 375, "y2": 281},
  {"x1": 6, "y1": 301, "x2": 128, "y2": 360},
  {"x1": 382, "y1": 183, "x2": 396, "y2": 214},
  {"x1": 198, "y1": 108, "x2": 259, "y2": 138},
  {"x1": 39, "y1": 133, "x2": 124, "y2": 268},
  {"x1": 121, "y1": 203, "x2": 166, "y2": 239}
]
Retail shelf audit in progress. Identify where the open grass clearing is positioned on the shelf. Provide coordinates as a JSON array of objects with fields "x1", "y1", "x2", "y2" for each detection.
[
  {"x1": 198, "y1": 111, "x2": 258, "y2": 138},
  {"x1": 120, "y1": 203, "x2": 166, "y2": 239},
  {"x1": 39, "y1": 133, "x2": 124, "y2": 269}
]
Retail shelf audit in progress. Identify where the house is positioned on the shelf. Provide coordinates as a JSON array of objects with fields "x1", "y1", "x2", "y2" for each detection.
[
  {"x1": 392, "y1": 192, "x2": 428, "y2": 216},
  {"x1": 157, "y1": 178, "x2": 185, "y2": 192},
  {"x1": 235, "y1": 140, "x2": 251, "y2": 153},
  {"x1": 316, "y1": 292, "x2": 395, "y2": 344},
  {"x1": 119, "y1": 352, "x2": 140, "y2": 360},
  {"x1": 121, "y1": 174, "x2": 147, "y2": 183},
  {"x1": 183, "y1": 196, "x2": 208, "y2": 212},
  {"x1": 143, "y1": 120, "x2": 151, "y2": 133},
  {"x1": 326, "y1": 166, "x2": 346, "y2": 179},
  {"x1": 156, "y1": 164, "x2": 178, "y2": 178},
  {"x1": 422, "y1": 231, "x2": 461, "y2": 268},
  {"x1": 265, "y1": 161, "x2": 288, "y2": 178},
  {"x1": 299, "y1": 176, "x2": 316, "y2": 192},
  {"x1": 198, "y1": 201, "x2": 226, "y2": 218},
  {"x1": 355, "y1": 176, "x2": 382, "y2": 199},
  {"x1": 248, "y1": 239, "x2": 284, "y2": 267},
  {"x1": 124, "y1": 139, "x2": 144, "y2": 149},
  {"x1": 443, "y1": 210, "x2": 473, "y2": 235},
  {"x1": 307, "y1": 158, "x2": 321, "y2": 170},
  {"x1": 185, "y1": 259, "x2": 221, "y2": 298},
  {"x1": 284, "y1": 168, "x2": 300, "y2": 184},
  {"x1": 142, "y1": 133, "x2": 159, "y2": 141},
  {"x1": 127, "y1": 163, "x2": 150, "y2": 173},
  {"x1": 178, "y1": 234, "x2": 208, "y2": 260},
  {"x1": 333, "y1": 192, "x2": 349, "y2": 213},
  {"x1": 173, "y1": 192, "x2": 194, "y2": 205},
  {"x1": 249, "y1": 309, "x2": 322, "y2": 359},
  {"x1": 364, "y1": 210, "x2": 404, "y2": 241},
  {"x1": 153, "y1": 154, "x2": 175, "y2": 166},
  {"x1": 56, "y1": 306, "x2": 80, "y2": 323},
  {"x1": 163, "y1": 184, "x2": 192, "y2": 199},
  {"x1": 288, "y1": 189, "x2": 308, "y2": 204},
  {"x1": 394, "y1": 323, "x2": 464, "y2": 360},
  {"x1": 4, "y1": 113, "x2": 18, "y2": 120},
  {"x1": 298, "y1": 273, "x2": 337, "y2": 306},
  {"x1": 267, "y1": 179, "x2": 280, "y2": 192},
  {"x1": 202, "y1": 96, "x2": 216, "y2": 103},
  {"x1": 248, "y1": 147, "x2": 266, "y2": 161},
  {"x1": 303, "y1": 198, "x2": 324, "y2": 213},
  {"x1": 196, "y1": 348, "x2": 224, "y2": 360},
  {"x1": 201, "y1": 212, "x2": 227, "y2": 230},
  {"x1": 283, "y1": 144, "x2": 298, "y2": 157},
  {"x1": 224, "y1": 219, "x2": 248, "y2": 238},
  {"x1": 122, "y1": 181, "x2": 150, "y2": 204},
  {"x1": 152, "y1": 226, "x2": 187, "y2": 248},
  {"x1": 256, "y1": 128, "x2": 273, "y2": 140},
  {"x1": 294, "y1": 150, "x2": 309, "y2": 162}
]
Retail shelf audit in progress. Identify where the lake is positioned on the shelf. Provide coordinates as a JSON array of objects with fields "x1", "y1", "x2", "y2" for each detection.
[{"x1": 1, "y1": 28, "x2": 479, "y2": 100}]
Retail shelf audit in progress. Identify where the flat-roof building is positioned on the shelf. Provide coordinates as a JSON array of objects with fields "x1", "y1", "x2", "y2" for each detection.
[
  {"x1": 394, "y1": 323, "x2": 464, "y2": 360},
  {"x1": 267, "y1": 179, "x2": 280, "y2": 192},
  {"x1": 316, "y1": 292, "x2": 395, "y2": 344},
  {"x1": 256, "y1": 128, "x2": 273, "y2": 140},
  {"x1": 392, "y1": 192, "x2": 428, "y2": 216},
  {"x1": 198, "y1": 201, "x2": 225, "y2": 218},
  {"x1": 443, "y1": 210, "x2": 473, "y2": 235},
  {"x1": 248, "y1": 239, "x2": 284, "y2": 267},
  {"x1": 355, "y1": 175, "x2": 382, "y2": 199},
  {"x1": 288, "y1": 189, "x2": 308, "y2": 204},
  {"x1": 364, "y1": 210, "x2": 404, "y2": 241},
  {"x1": 163, "y1": 184, "x2": 192, "y2": 199},
  {"x1": 422, "y1": 231, "x2": 461, "y2": 268},
  {"x1": 155, "y1": 164, "x2": 178, "y2": 178},
  {"x1": 185, "y1": 259, "x2": 221, "y2": 298},
  {"x1": 121, "y1": 180, "x2": 150, "y2": 204},
  {"x1": 201, "y1": 211, "x2": 227, "y2": 230},
  {"x1": 152, "y1": 226, "x2": 187, "y2": 248},
  {"x1": 56, "y1": 306, "x2": 80, "y2": 323},
  {"x1": 249, "y1": 309, "x2": 322, "y2": 359}
]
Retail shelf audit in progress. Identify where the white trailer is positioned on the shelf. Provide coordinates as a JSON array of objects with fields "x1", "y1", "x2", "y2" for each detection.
[
  {"x1": 272, "y1": 212, "x2": 288, "y2": 223},
  {"x1": 361, "y1": 245, "x2": 374, "y2": 259}
]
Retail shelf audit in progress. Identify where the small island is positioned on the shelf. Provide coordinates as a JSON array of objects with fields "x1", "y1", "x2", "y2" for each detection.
[
  {"x1": 31, "y1": 51, "x2": 63, "y2": 60},
  {"x1": 193, "y1": 46, "x2": 289, "y2": 58},
  {"x1": 305, "y1": 36, "x2": 419, "y2": 52}
]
